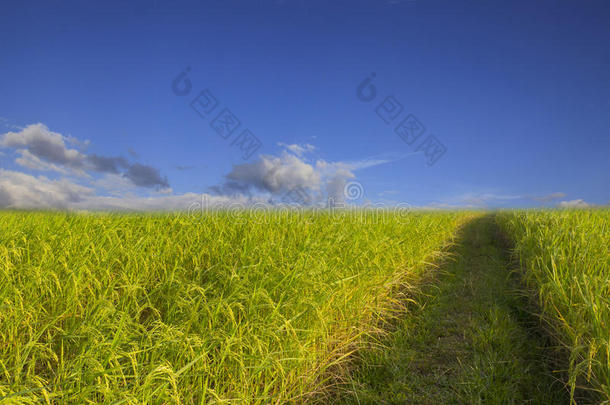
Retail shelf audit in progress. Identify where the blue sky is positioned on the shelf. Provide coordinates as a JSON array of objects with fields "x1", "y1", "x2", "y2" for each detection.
[{"x1": 0, "y1": 0, "x2": 608, "y2": 209}]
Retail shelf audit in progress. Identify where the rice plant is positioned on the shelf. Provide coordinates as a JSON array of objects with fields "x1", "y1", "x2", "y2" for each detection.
[
  {"x1": 497, "y1": 209, "x2": 610, "y2": 402},
  {"x1": 0, "y1": 210, "x2": 471, "y2": 403}
]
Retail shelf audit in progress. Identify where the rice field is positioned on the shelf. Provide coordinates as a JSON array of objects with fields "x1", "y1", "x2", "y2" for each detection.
[
  {"x1": 0, "y1": 209, "x2": 608, "y2": 403},
  {"x1": 0, "y1": 210, "x2": 471, "y2": 403}
]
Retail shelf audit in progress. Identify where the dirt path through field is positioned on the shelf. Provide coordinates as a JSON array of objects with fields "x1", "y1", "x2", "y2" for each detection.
[{"x1": 340, "y1": 215, "x2": 569, "y2": 404}]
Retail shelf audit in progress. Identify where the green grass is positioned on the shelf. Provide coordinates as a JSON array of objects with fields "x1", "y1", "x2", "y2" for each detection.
[
  {"x1": 339, "y1": 215, "x2": 568, "y2": 404},
  {"x1": 1, "y1": 209, "x2": 608, "y2": 404},
  {"x1": 498, "y1": 209, "x2": 610, "y2": 403},
  {"x1": 0, "y1": 210, "x2": 470, "y2": 403}
]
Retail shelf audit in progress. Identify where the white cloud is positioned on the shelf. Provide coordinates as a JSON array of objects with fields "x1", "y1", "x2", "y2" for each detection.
[
  {"x1": 15, "y1": 149, "x2": 72, "y2": 175},
  {"x1": 0, "y1": 127, "x2": 412, "y2": 210},
  {"x1": 558, "y1": 199, "x2": 589, "y2": 208},
  {"x1": 223, "y1": 152, "x2": 322, "y2": 195},
  {"x1": 1, "y1": 123, "x2": 169, "y2": 190},
  {"x1": 215, "y1": 145, "x2": 404, "y2": 205},
  {"x1": 323, "y1": 166, "x2": 355, "y2": 203},
  {"x1": 1, "y1": 123, "x2": 87, "y2": 171},
  {"x1": 276, "y1": 142, "x2": 315, "y2": 157},
  {"x1": 0, "y1": 169, "x2": 94, "y2": 209},
  {"x1": 339, "y1": 152, "x2": 416, "y2": 171},
  {"x1": 70, "y1": 192, "x2": 257, "y2": 211},
  {"x1": 0, "y1": 169, "x2": 261, "y2": 211},
  {"x1": 93, "y1": 173, "x2": 141, "y2": 197}
]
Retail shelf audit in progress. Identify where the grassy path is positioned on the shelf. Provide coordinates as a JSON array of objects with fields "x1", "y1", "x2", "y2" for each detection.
[{"x1": 341, "y1": 215, "x2": 570, "y2": 404}]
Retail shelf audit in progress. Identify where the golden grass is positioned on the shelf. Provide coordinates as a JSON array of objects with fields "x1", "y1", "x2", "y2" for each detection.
[{"x1": 0, "y1": 210, "x2": 471, "y2": 403}]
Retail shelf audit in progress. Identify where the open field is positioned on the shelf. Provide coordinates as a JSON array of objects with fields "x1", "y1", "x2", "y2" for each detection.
[
  {"x1": 0, "y1": 211, "x2": 471, "y2": 403},
  {"x1": 0, "y1": 209, "x2": 608, "y2": 403}
]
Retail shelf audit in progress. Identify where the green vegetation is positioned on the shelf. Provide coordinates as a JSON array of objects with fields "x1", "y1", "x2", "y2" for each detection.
[
  {"x1": 340, "y1": 215, "x2": 567, "y2": 404},
  {"x1": 0, "y1": 210, "x2": 470, "y2": 403},
  {"x1": 498, "y1": 209, "x2": 610, "y2": 402},
  {"x1": 1, "y1": 209, "x2": 608, "y2": 404}
]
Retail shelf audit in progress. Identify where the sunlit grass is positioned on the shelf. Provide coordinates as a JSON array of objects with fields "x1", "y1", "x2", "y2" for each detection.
[
  {"x1": 498, "y1": 209, "x2": 610, "y2": 402},
  {"x1": 0, "y1": 210, "x2": 471, "y2": 403}
]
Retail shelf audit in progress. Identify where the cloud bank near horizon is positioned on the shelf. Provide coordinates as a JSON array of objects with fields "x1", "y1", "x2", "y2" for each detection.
[{"x1": 0, "y1": 124, "x2": 597, "y2": 211}]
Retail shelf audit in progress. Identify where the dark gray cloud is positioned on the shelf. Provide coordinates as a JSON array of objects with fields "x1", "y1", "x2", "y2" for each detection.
[
  {"x1": 86, "y1": 154, "x2": 130, "y2": 174},
  {"x1": 124, "y1": 163, "x2": 169, "y2": 189},
  {"x1": 1, "y1": 124, "x2": 169, "y2": 189}
]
